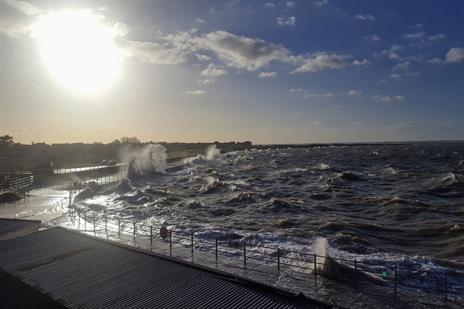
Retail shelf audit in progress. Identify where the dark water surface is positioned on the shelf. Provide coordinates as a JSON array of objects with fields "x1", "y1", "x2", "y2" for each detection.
[{"x1": 77, "y1": 143, "x2": 464, "y2": 287}]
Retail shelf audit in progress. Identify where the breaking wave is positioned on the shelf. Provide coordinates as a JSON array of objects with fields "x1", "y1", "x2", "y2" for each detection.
[
  {"x1": 183, "y1": 144, "x2": 221, "y2": 165},
  {"x1": 126, "y1": 144, "x2": 167, "y2": 179}
]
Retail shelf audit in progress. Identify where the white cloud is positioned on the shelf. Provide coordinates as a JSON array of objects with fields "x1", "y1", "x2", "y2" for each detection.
[
  {"x1": 365, "y1": 34, "x2": 381, "y2": 42},
  {"x1": 427, "y1": 47, "x2": 464, "y2": 65},
  {"x1": 120, "y1": 28, "x2": 201, "y2": 65},
  {"x1": 277, "y1": 16, "x2": 296, "y2": 27},
  {"x1": 313, "y1": 0, "x2": 329, "y2": 8},
  {"x1": 286, "y1": 1, "x2": 296, "y2": 8},
  {"x1": 347, "y1": 90, "x2": 362, "y2": 96},
  {"x1": 392, "y1": 61, "x2": 410, "y2": 71},
  {"x1": 258, "y1": 71, "x2": 277, "y2": 78},
  {"x1": 0, "y1": 20, "x2": 30, "y2": 37},
  {"x1": 121, "y1": 38, "x2": 192, "y2": 65},
  {"x1": 426, "y1": 57, "x2": 444, "y2": 65},
  {"x1": 194, "y1": 31, "x2": 293, "y2": 70},
  {"x1": 196, "y1": 18, "x2": 205, "y2": 23},
  {"x1": 355, "y1": 14, "x2": 376, "y2": 21},
  {"x1": 389, "y1": 70, "x2": 420, "y2": 79},
  {"x1": 373, "y1": 95, "x2": 404, "y2": 102},
  {"x1": 409, "y1": 23, "x2": 423, "y2": 30},
  {"x1": 446, "y1": 47, "x2": 464, "y2": 63},
  {"x1": 428, "y1": 33, "x2": 446, "y2": 41},
  {"x1": 402, "y1": 31, "x2": 426, "y2": 40},
  {"x1": 0, "y1": 0, "x2": 43, "y2": 37},
  {"x1": 265, "y1": 2, "x2": 275, "y2": 8},
  {"x1": 201, "y1": 63, "x2": 228, "y2": 77},
  {"x1": 290, "y1": 88, "x2": 335, "y2": 99},
  {"x1": 197, "y1": 78, "x2": 215, "y2": 84},
  {"x1": 304, "y1": 92, "x2": 334, "y2": 98},
  {"x1": 196, "y1": 54, "x2": 211, "y2": 61},
  {"x1": 292, "y1": 53, "x2": 350, "y2": 73},
  {"x1": 123, "y1": 30, "x2": 294, "y2": 71},
  {"x1": 377, "y1": 45, "x2": 403, "y2": 60},
  {"x1": 402, "y1": 32, "x2": 447, "y2": 48},
  {"x1": 4, "y1": 0, "x2": 42, "y2": 15},
  {"x1": 352, "y1": 58, "x2": 371, "y2": 67},
  {"x1": 122, "y1": 30, "x2": 302, "y2": 72},
  {"x1": 186, "y1": 90, "x2": 207, "y2": 95}
]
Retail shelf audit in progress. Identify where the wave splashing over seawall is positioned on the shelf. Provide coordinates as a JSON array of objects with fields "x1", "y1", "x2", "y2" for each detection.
[{"x1": 127, "y1": 144, "x2": 167, "y2": 179}]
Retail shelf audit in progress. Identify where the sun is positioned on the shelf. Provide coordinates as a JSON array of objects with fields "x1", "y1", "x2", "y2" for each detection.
[{"x1": 33, "y1": 10, "x2": 122, "y2": 94}]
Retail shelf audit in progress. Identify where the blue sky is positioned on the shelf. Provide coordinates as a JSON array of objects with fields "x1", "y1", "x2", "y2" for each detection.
[{"x1": 0, "y1": 0, "x2": 463, "y2": 143}]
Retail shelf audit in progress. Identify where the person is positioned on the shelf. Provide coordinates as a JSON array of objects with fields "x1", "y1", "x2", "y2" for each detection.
[{"x1": 160, "y1": 225, "x2": 168, "y2": 239}]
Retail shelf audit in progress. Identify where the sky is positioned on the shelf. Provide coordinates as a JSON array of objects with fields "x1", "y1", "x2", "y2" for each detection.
[{"x1": 0, "y1": 0, "x2": 463, "y2": 144}]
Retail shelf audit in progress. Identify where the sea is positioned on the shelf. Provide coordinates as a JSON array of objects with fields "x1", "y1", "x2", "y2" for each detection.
[
  {"x1": 3, "y1": 142, "x2": 464, "y2": 306},
  {"x1": 81, "y1": 143, "x2": 464, "y2": 260}
]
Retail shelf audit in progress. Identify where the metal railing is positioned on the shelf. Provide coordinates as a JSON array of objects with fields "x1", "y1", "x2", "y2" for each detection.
[
  {"x1": 66, "y1": 172, "x2": 127, "y2": 206},
  {"x1": 0, "y1": 173, "x2": 34, "y2": 198},
  {"x1": 53, "y1": 163, "x2": 127, "y2": 175},
  {"x1": 59, "y1": 206, "x2": 463, "y2": 307}
]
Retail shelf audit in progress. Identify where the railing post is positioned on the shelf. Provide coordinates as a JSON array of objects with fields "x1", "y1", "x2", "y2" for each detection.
[
  {"x1": 78, "y1": 209, "x2": 80, "y2": 230},
  {"x1": 354, "y1": 259, "x2": 357, "y2": 271},
  {"x1": 118, "y1": 218, "x2": 121, "y2": 238},
  {"x1": 243, "y1": 243, "x2": 247, "y2": 268},
  {"x1": 191, "y1": 233, "x2": 194, "y2": 258},
  {"x1": 68, "y1": 183, "x2": 72, "y2": 207},
  {"x1": 277, "y1": 248, "x2": 281, "y2": 271},
  {"x1": 215, "y1": 237, "x2": 218, "y2": 263},
  {"x1": 444, "y1": 271, "x2": 448, "y2": 304},
  {"x1": 104, "y1": 215, "x2": 108, "y2": 238},
  {"x1": 394, "y1": 264, "x2": 398, "y2": 301},
  {"x1": 93, "y1": 214, "x2": 96, "y2": 235},
  {"x1": 84, "y1": 211, "x2": 87, "y2": 232},
  {"x1": 133, "y1": 221, "x2": 136, "y2": 244},
  {"x1": 313, "y1": 254, "x2": 317, "y2": 288},
  {"x1": 169, "y1": 230, "x2": 172, "y2": 257},
  {"x1": 150, "y1": 226, "x2": 153, "y2": 248}
]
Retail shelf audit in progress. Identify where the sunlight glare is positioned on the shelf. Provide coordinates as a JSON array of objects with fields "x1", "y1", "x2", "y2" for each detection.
[{"x1": 33, "y1": 10, "x2": 122, "y2": 94}]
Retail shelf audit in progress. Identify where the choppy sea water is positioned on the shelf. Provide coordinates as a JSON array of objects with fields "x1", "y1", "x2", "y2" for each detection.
[{"x1": 75, "y1": 142, "x2": 464, "y2": 303}]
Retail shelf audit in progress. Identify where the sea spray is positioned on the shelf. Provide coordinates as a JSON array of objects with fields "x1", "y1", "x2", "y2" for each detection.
[
  {"x1": 314, "y1": 237, "x2": 330, "y2": 271},
  {"x1": 125, "y1": 144, "x2": 167, "y2": 179},
  {"x1": 206, "y1": 144, "x2": 220, "y2": 160},
  {"x1": 184, "y1": 144, "x2": 221, "y2": 165},
  {"x1": 314, "y1": 237, "x2": 383, "y2": 284}
]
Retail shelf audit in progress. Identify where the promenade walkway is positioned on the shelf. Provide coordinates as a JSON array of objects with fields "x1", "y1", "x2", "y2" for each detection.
[{"x1": 0, "y1": 220, "x2": 330, "y2": 308}]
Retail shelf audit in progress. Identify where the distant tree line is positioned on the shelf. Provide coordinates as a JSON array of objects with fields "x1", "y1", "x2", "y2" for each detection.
[
  {"x1": 0, "y1": 135, "x2": 17, "y2": 148},
  {"x1": 0, "y1": 135, "x2": 144, "y2": 147},
  {"x1": 0, "y1": 135, "x2": 252, "y2": 147}
]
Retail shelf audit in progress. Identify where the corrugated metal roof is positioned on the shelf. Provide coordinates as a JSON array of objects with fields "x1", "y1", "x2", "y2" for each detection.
[{"x1": 0, "y1": 228, "x2": 330, "y2": 309}]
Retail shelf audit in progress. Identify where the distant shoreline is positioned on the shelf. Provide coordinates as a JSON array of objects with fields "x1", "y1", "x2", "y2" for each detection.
[
  {"x1": 257, "y1": 140, "x2": 464, "y2": 147},
  {"x1": 1, "y1": 140, "x2": 463, "y2": 171}
]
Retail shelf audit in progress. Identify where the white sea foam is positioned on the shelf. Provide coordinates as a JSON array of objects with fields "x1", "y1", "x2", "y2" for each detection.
[
  {"x1": 126, "y1": 144, "x2": 167, "y2": 178},
  {"x1": 184, "y1": 144, "x2": 221, "y2": 165}
]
